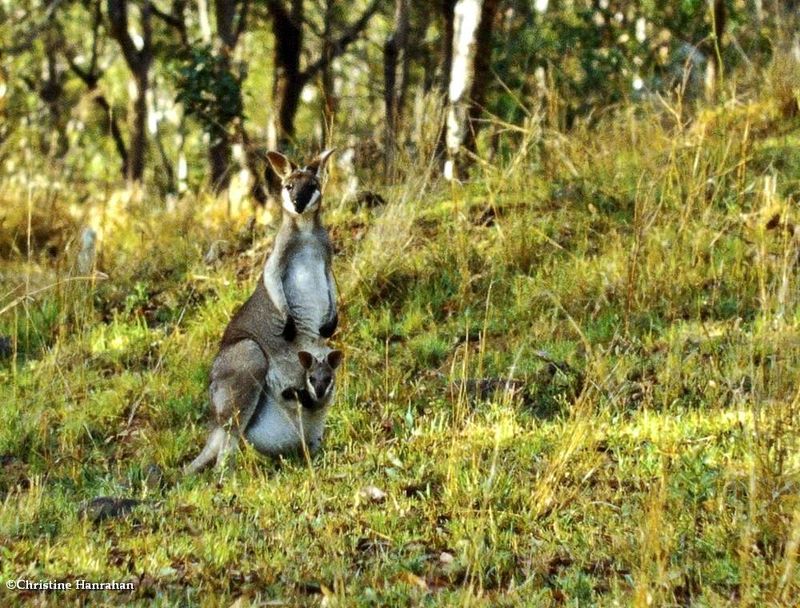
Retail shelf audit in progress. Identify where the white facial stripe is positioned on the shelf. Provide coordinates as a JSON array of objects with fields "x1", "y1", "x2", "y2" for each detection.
[
  {"x1": 306, "y1": 189, "x2": 321, "y2": 212},
  {"x1": 281, "y1": 188, "x2": 298, "y2": 215}
]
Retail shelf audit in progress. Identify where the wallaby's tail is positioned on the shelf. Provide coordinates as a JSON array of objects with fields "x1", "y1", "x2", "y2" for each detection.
[{"x1": 184, "y1": 427, "x2": 226, "y2": 474}]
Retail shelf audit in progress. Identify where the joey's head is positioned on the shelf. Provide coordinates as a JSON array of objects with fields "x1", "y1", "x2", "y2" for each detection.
[
  {"x1": 266, "y1": 149, "x2": 336, "y2": 217},
  {"x1": 298, "y1": 349, "x2": 343, "y2": 405}
]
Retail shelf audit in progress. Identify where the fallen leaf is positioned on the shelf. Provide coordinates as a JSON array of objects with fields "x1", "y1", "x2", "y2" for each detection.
[{"x1": 360, "y1": 485, "x2": 387, "y2": 503}]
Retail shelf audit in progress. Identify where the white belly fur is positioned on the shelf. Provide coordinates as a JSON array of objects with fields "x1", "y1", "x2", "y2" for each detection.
[
  {"x1": 244, "y1": 388, "x2": 328, "y2": 456},
  {"x1": 284, "y1": 250, "x2": 328, "y2": 331}
]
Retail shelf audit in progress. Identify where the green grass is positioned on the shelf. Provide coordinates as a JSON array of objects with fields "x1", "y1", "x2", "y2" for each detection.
[{"x1": 1, "y1": 93, "x2": 799, "y2": 606}]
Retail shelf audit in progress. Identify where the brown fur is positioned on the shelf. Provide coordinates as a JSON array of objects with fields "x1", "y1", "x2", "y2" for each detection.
[{"x1": 185, "y1": 149, "x2": 338, "y2": 474}]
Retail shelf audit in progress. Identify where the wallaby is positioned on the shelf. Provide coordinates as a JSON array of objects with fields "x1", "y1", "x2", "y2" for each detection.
[
  {"x1": 186, "y1": 346, "x2": 342, "y2": 471},
  {"x1": 184, "y1": 149, "x2": 339, "y2": 474},
  {"x1": 245, "y1": 348, "x2": 343, "y2": 456},
  {"x1": 264, "y1": 149, "x2": 338, "y2": 341}
]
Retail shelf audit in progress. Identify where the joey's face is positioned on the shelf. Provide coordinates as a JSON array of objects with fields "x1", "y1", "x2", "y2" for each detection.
[
  {"x1": 306, "y1": 362, "x2": 334, "y2": 402},
  {"x1": 298, "y1": 350, "x2": 342, "y2": 407},
  {"x1": 281, "y1": 171, "x2": 322, "y2": 217}
]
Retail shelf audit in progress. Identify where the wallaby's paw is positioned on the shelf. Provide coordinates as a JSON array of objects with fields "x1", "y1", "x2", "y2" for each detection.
[
  {"x1": 281, "y1": 315, "x2": 297, "y2": 341},
  {"x1": 319, "y1": 313, "x2": 338, "y2": 338},
  {"x1": 184, "y1": 453, "x2": 208, "y2": 475},
  {"x1": 297, "y1": 389, "x2": 318, "y2": 410}
]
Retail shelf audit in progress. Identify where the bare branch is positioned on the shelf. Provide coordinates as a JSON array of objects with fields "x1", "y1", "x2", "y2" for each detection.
[
  {"x1": 106, "y1": 0, "x2": 152, "y2": 75},
  {"x1": 150, "y1": 0, "x2": 188, "y2": 45},
  {"x1": 302, "y1": 0, "x2": 382, "y2": 80},
  {"x1": 234, "y1": 0, "x2": 250, "y2": 42}
]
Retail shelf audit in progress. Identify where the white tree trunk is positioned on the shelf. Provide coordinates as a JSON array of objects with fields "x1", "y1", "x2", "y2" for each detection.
[
  {"x1": 197, "y1": 0, "x2": 213, "y2": 43},
  {"x1": 444, "y1": 0, "x2": 482, "y2": 180}
]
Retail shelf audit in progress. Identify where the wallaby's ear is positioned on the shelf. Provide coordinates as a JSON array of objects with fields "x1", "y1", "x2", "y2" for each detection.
[
  {"x1": 298, "y1": 351, "x2": 314, "y2": 370},
  {"x1": 267, "y1": 151, "x2": 296, "y2": 180},
  {"x1": 306, "y1": 148, "x2": 336, "y2": 178},
  {"x1": 326, "y1": 350, "x2": 343, "y2": 370}
]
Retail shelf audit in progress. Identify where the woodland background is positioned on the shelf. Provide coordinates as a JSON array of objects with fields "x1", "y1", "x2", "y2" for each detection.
[
  {"x1": 1, "y1": 1, "x2": 800, "y2": 606},
  {"x1": 1, "y1": 0, "x2": 785, "y2": 197}
]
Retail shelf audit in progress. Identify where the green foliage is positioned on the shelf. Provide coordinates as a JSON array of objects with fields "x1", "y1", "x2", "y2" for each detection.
[
  {"x1": 175, "y1": 45, "x2": 244, "y2": 138},
  {"x1": 491, "y1": 0, "x2": 773, "y2": 129},
  {"x1": 176, "y1": 45, "x2": 244, "y2": 137}
]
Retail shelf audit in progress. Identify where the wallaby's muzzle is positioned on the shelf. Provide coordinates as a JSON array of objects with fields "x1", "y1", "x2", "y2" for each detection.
[
  {"x1": 287, "y1": 173, "x2": 321, "y2": 214},
  {"x1": 307, "y1": 374, "x2": 332, "y2": 405}
]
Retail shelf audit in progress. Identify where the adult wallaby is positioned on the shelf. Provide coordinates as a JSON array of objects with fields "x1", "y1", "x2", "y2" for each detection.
[
  {"x1": 264, "y1": 149, "x2": 338, "y2": 341},
  {"x1": 185, "y1": 149, "x2": 338, "y2": 473}
]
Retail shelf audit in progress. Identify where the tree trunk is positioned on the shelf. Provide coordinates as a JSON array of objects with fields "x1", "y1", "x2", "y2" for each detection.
[
  {"x1": 208, "y1": 134, "x2": 232, "y2": 191},
  {"x1": 106, "y1": 0, "x2": 153, "y2": 184},
  {"x1": 320, "y1": 0, "x2": 337, "y2": 136},
  {"x1": 210, "y1": 0, "x2": 247, "y2": 191},
  {"x1": 704, "y1": 0, "x2": 726, "y2": 102},
  {"x1": 269, "y1": 0, "x2": 304, "y2": 148},
  {"x1": 463, "y1": 0, "x2": 498, "y2": 155},
  {"x1": 444, "y1": 0, "x2": 482, "y2": 179},
  {"x1": 440, "y1": 0, "x2": 457, "y2": 95},
  {"x1": 383, "y1": 0, "x2": 410, "y2": 180},
  {"x1": 267, "y1": 0, "x2": 380, "y2": 149},
  {"x1": 41, "y1": 33, "x2": 68, "y2": 158},
  {"x1": 128, "y1": 69, "x2": 148, "y2": 182},
  {"x1": 276, "y1": 76, "x2": 306, "y2": 148},
  {"x1": 435, "y1": 0, "x2": 457, "y2": 160}
]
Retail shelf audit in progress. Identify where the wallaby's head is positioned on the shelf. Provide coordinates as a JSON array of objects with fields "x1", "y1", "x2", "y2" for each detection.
[
  {"x1": 298, "y1": 349, "x2": 343, "y2": 404},
  {"x1": 267, "y1": 149, "x2": 335, "y2": 217}
]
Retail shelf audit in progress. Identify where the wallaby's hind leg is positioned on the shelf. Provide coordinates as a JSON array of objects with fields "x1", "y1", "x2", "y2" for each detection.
[
  {"x1": 184, "y1": 427, "x2": 227, "y2": 474},
  {"x1": 214, "y1": 429, "x2": 239, "y2": 470},
  {"x1": 185, "y1": 339, "x2": 268, "y2": 475}
]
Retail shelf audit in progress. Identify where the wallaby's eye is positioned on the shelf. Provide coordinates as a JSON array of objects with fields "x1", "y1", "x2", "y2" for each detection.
[{"x1": 285, "y1": 183, "x2": 294, "y2": 192}]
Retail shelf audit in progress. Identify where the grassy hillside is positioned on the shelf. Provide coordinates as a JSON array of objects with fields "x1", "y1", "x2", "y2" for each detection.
[{"x1": 1, "y1": 90, "x2": 799, "y2": 606}]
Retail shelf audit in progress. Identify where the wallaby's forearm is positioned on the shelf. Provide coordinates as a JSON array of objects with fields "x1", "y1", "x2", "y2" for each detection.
[
  {"x1": 319, "y1": 264, "x2": 338, "y2": 337},
  {"x1": 263, "y1": 257, "x2": 290, "y2": 317},
  {"x1": 326, "y1": 265, "x2": 337, "y2": 319}
]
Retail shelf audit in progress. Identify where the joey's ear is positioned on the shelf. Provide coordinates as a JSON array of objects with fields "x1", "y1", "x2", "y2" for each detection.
[
  {"x1": 298, "y1": 351, "x2": 314, "y2": 370},
  {"x1": 266, "y1": 151, "x2": 296, "y2": 180},
  {"x1": 326, "y1": 350, "x2": 343, "y2": 370},
  {"x1": 306, "y1": 148, "x2": 336, "y2": 178}
]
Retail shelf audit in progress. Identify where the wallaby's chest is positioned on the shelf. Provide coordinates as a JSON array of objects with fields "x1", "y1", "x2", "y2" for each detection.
[
  {"x1": 284, "y1": 247, "x2": 325, "y2": 290},
  {"x1": 244, "y1": 390, "x2": 327, "y2": 456},
  {"x1": 282, "y1": 237, "x2": 328, "y2": 325}
]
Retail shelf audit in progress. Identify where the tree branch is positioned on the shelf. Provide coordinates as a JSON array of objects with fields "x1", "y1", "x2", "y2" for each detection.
[
  {"x1": 302, "y1": 0, "x2": 382, "y2": 80},
  {"x1": 150, "y1": 0, "x2": 188, "y2": 46},
  {"x1": 106, "y1": 0, "x2": 152, "y2": 75},
  {"x1": 234, "y1": 0, "x2": 250, "y2": 43}
]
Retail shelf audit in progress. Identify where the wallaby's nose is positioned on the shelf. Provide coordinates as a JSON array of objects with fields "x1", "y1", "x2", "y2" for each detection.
[
  {"x1": 293, "y1": 181, "x2": 319, "y2": 213},
  {"x1": 310, "y1": 375, "x2": 331, "y2": 401}
]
